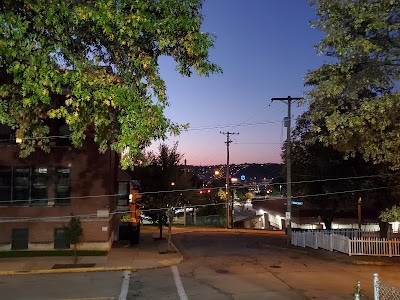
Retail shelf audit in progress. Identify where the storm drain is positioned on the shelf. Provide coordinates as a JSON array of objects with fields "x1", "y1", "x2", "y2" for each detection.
[{"x1": 269, "y1": 265, "x2": 281, "y2": 268}]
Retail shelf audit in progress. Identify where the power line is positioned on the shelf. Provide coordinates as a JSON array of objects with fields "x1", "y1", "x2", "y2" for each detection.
[
  {"x1": 290, "y1": 184, "x2": 400, "y2": 200},
  {"x1": 188, "y1": 120, "x2": 284, "y2": 131},
  {"x1": 0, "y1": 171, "x2": 398, "y2": 205},
  {"x1": 2, "y1": 183, "x2": 400, "y2": 221},
  {"x1": 290, "y1": 173, "x2": 400, "y2": 185}
]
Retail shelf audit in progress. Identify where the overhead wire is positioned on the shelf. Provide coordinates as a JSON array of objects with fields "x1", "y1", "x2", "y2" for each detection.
[
  {"x1": 0, "y1": 171, "x2": 399, "y2": 206},
  {"x1": 3, "y1": 183, "x2": 400, "y2": 221}
]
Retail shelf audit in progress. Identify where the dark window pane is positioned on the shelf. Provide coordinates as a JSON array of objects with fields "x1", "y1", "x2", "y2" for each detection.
[
  {"x1": 55, "y1": 168, "x2": 70, "y2": 205},
  {"x1": 54, "y1": 228, "x2": 70, "y2": 249},
  {"x1": 13, "y1": 168, "x2": 30, "y2": 205},
  {"x1": 0, "y1": 125, "x2": 15, "y2": 145},
  {"x1": 31, "y1": 168, "x2": 48, "y2": 205},
  {"x1": 0, "y1": 167, "x2": 11, "y2": 205},
  {"x1": 117, "y1": 182, "x2": 129, "y2": 206},
  {"x1": 12, "y1": 228, "x2": 29, "y2": 250},
  {"x1": 56, "y1": 124, "x2": 71, "y2": 146}
]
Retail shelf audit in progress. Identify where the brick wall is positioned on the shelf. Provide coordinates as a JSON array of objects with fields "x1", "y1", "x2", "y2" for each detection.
[{"x1": 0, "y1": 138, "x2": 119, "y2": 249}]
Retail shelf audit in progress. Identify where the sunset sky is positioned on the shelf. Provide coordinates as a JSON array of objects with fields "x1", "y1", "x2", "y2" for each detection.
[{"x1": 151, "y1": 0, "x2": 329, "y2": 166}]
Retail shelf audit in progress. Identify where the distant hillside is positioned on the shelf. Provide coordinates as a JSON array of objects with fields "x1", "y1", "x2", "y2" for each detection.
[
  {"x1": 183, "y1": 163, "x2": 284, "y2": 182},
  {"x1": 232, "y1": 163, "x2": 283, "y2": 180}
]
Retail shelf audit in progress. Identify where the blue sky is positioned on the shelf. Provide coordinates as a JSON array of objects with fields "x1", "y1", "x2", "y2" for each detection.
[{"x1": 152, "y1": 0, "x2": 328, "y2": 166}]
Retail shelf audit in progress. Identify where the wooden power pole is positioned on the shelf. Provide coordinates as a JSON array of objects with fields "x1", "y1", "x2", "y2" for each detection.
[
  {"x1": 220, "y1": 131, "x2": 239, "y2": 229},
  {"x1": 271, "y1": 96, "x2": 303, "y2": 245}
]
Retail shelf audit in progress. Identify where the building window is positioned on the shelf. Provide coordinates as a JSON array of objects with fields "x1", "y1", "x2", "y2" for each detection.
[
  {"x1": 13, "y1": 168, "x2": 30, "y2": 206},
  {"x1": 54, "y1": 228, "x2": 70, "y2": 249},
  {"x1": 0, "y1": 124, "x2": 15, "y2": 145},
  {"x1": 31, "y1": 168, "x2": 48, "y2": 205},
  {"x1": 0, "y1": 167, "x2": 12, "y2": 205},
  {"x1": 55, "y1": 168, "x2": 70, "y2": 205},
  {"x1": 12, "y1": 228, "x2": 29, "y2": 250},
  {"x1": 117, "y1": 181, "x2": 129, "y2": 206},
  {"x1": 56, "y1": 124, "x2": 71, "y2": 146}
]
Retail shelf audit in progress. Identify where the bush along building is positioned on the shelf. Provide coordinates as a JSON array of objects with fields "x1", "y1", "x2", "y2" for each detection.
[{"x1": 0, "y1": 123, "x2": 134, "y2": 251}]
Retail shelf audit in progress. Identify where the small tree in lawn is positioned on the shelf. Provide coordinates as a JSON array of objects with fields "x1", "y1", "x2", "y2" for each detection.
[{"x1": 64, "y1": 217, "x2": 83, "y2": 264}]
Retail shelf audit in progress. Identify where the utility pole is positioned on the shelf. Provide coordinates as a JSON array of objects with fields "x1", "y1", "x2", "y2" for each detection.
[
  {"x1": 220, "y1": 131, "x2": 239, "y2": 229},
  {"x1": 271, "y1": 96, "x2": 303, "y2": 245}
]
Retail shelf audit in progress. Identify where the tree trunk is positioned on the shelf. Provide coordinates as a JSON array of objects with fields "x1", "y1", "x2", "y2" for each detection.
[
  {"x1": 158, "y1": 214, "x2": 163, "y2": 239},
  {"x1": 167, "y1": 223, "x2": 172, "y2": 252},
  {"x1": 73, "y1": 243, "x2": 78, "y2": 264},
  {"x1": 379, "y1": 221, "x2": 389, "y2": 239},
  {"x1": 323, "y1": 217, "x2": 333, "y2": 230},
  {"x1": 167, "y1": 211, "x2": 174, "y2": 252}
]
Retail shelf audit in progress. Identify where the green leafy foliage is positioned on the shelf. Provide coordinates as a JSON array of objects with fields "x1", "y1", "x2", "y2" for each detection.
[
  {"x1": 0, "y1": 0, "x2": 221, "y2": 168},
  {"x1": 120, "y1": 214, "x2": 133, "y2": 223},
  {"x1": 379, "y1": 205, "x2": 400, "y2": 222},
  {"x1": 286, "y1": 112, "x2": 400, "y2": 227},
  {"x1": 63, "y1": 216, "x2": 83, "y2": 264},
  {"x1": 131, "y1": 143, "x2": 199, "y2": 222},
  {"x1": 305, "y1": 0, "x2": 400, "y2": 169},
  {"x1": 63, "y1": 216, "x2": 83, "y2": 246}
]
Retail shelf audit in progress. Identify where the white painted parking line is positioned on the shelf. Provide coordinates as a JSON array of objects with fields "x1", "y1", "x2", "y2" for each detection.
[
  {"x1": 171, "y1": 265, "x2": 188, "y2": 300},
  {"x1": 118, "y1": 270, "x2": 131, "y2": 300},
  {"x1": 59, "y1": 297, "x2": 114, "y2": 300}
]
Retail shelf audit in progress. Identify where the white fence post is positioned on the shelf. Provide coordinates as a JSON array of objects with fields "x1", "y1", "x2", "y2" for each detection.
[
  {"x1": 374, "y1": 273, "x2": 379, "y2": 300},
  {"x1": 349, "y1": 238, "x2": 352, "y2": 256}
]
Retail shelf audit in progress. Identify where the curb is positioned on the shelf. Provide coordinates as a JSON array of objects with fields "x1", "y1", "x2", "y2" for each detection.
[
  {"x1": 0, "y1": 236, "x2": 184, "y2": 276},
  {"x1": 169, "y1": 241, "x2": 184, "y2": 264},
  {"x1": 351, "y1": 261, "x2": 393, "y2": 266},
  {"x1": 259, "y1": 243, "x2": 310, "y2": 254},
  {"x1": 0, "y1": 266, "x2": 135, "y2": 276}
]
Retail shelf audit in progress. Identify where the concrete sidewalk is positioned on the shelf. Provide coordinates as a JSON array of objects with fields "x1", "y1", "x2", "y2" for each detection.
[{"x1": 0, "y1": 230, "x2": 182, "y2": 275}]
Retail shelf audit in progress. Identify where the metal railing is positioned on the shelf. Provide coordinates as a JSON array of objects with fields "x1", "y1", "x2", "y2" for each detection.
[{"x1": 355, "y1": 273, "x2": 400, "y2": 300}]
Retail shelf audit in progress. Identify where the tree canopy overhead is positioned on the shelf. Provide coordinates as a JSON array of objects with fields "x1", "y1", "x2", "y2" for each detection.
[
  {"x1": 0, "y1": 0, "x2": 221, "y2": 168},
  {"x1": 305, "y1": 0, "x2": 400, "y2": 169}
]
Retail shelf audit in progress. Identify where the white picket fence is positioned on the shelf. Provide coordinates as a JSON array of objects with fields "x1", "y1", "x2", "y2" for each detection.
[
  {"x1": 350, "y1": 238, "x2": 400, "y2": 257},
  {"x1": 292, "y1": 230, "x2": 400, "y2": 257}
]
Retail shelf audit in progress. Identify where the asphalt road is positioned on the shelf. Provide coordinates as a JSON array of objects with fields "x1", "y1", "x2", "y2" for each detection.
[
  {"x1": 1, "y1": 230, "x2": 400, "y2": 299},
  {"x1": 170, "y1": 231, "x2": 400, "y2": 299},
  {"x1": 0, "y1": 271, "x2": 125, "y2": 300}
]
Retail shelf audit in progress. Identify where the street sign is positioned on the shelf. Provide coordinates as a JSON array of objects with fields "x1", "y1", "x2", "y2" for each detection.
[
  {"x1": 240, "y1": 175, "x2": 245, "y2": 180},
  {"x1": 291, "y1": 201, "x2": 303, "y2": 206}
]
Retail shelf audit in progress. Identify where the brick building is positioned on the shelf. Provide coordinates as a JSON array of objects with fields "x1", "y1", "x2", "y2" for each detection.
[{"x1": 0, "y1": 124, "x2": 124, "y2": 251}]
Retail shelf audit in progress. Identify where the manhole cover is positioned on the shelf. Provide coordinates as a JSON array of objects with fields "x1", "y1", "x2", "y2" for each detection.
[
  {"x1": 216, "y1": 269, "x2": 229, "y2": 274},
  {"x1": 269, "y1": 265, "x2": 281, "y2": 268}
]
